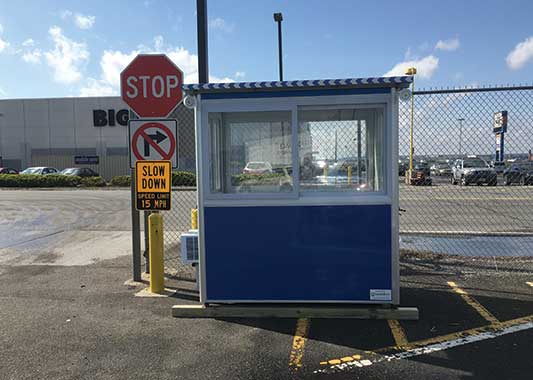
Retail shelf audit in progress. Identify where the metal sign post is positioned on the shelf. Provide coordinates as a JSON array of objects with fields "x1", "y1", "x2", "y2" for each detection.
[{"x1": 120, "y1": 53, "x2": 183, "y2": 284}]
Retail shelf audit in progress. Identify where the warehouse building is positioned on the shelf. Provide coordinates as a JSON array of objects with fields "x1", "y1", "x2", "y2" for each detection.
[{"x1": 0, "y1": 97, "x2": 195, "y2": 179}]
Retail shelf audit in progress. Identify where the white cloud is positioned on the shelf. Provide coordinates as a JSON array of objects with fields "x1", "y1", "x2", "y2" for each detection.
[
  {"x1": 80, "y1": 35, "x2": 236, "y2": 96},
  {"x1": 384, "y1": 55, "x2": 439, "y2": 79},
  {"x1": 74, "y1": 13, "x2": 95, "y2": 29},
  {"x1": 44, "y1": 26, "x2": 89, "y2": 84},
  {"x1": 506, "y1": 36, "x2": 533, "y2": 70},
  {"x1": 435, "y1": 38, "x2": 460, "y2": 51},
  {"x1": 235, "y1": 71, "x2": 246, "y2": 79},
  {"x1": 22, "y1": 38, "x2": 35, "y2": 47},
  {"x1": 22, "y1": 49, "x2": 42, "y2": 64},
  {"x1": 0, "y1": 37, "x2": 9, "y2": 53},
  {"x1": 209, "y1": 17, "x2": 233, "y2": 33},
  {"x1": 60, "y1": 10, "x2": 95, "y2": 29}
]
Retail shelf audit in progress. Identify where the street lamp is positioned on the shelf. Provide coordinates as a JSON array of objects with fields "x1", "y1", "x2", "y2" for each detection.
[
  {"x1": 405, "y1": 67, "x2": 417, "y2": 181},
  {"x1": 457, "y1": 118, "x2": 465, "y2": 156},
  {"x1": 273, "y1": 12, "x2": 283, "y2": 81}
]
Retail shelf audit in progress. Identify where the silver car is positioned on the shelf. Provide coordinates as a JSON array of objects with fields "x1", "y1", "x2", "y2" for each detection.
[{"x1": 451, "y1": 158, "x2": 497, "y2": 186}]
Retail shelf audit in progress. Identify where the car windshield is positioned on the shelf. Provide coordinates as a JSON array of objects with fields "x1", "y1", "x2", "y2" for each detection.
[
  {"x1": 21, "y1": 168, "x2": 40, "y2": 174},
  {"x1": 464, "y1": 159, "x2": 487, "y2": 168},
  {"x1": 61, "y1": 169, "x2": 77, "y2": 174},
  {"x1": 247, "y1": 163, "x2": 267, "y2": 169}
]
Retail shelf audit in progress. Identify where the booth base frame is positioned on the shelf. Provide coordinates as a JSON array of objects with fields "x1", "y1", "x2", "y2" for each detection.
[{"x1": 171, "y1": 304, "x2": 419, "y2": 320}]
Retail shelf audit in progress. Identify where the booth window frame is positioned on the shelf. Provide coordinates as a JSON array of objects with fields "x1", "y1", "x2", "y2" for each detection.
[{"x1": 199, "y1": 93, "x2": 393, "y2": 206}]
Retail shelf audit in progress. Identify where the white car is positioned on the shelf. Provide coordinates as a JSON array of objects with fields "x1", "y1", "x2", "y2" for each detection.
[
  {"x1": 243, "y1": 162, "x2": 273, "y2": 174},
  {"x1": 20, "y1": 167, "x2": 60, "y2": 175}
]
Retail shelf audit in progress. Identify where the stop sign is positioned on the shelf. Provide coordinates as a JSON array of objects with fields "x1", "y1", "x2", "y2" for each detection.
[{"x1": 120, "y1": 54, "x2": 183, "y2": 118}]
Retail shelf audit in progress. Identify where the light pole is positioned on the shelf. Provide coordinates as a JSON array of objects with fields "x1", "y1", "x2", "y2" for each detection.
[
  {"x1": 457, "y1": 118, "x2": 465, "y2": 156},
  {"x1": 273, "y1": 12, "x2": 283, "y2": 81},
  {"x1": 405, "y1": 67, "x2": 417, "y2": 181}
]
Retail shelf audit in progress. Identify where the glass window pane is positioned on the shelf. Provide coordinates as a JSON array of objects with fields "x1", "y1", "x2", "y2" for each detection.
[
  {"x1": 208, "y1": 111, "x2": 293, "y2": 194},
  {"x1": 298, "y1": 107, "x2": 384, "y2": 192}
]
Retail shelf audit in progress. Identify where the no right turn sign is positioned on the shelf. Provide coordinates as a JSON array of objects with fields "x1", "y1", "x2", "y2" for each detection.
[{"x1": 128, "y1": 119, "x2": 178, "y2": 168}]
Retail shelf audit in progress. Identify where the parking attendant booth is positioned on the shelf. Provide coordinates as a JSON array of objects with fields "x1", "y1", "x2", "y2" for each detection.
[{"x1": 184, "y1": 76, "x2": 412, "y2": 304}]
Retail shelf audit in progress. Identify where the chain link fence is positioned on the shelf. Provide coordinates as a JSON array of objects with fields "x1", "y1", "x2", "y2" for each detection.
[
  {"x1": 399, "y1": 85, "x2": 533, "y2": 273},
  {"x1": 162, "y1": 85, "x2": 533, "y2": 280}
]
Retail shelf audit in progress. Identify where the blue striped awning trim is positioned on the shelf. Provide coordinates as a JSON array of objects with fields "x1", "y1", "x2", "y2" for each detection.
[{"x1": 182, "y1": 76, "x2": 412, "y2": 92}]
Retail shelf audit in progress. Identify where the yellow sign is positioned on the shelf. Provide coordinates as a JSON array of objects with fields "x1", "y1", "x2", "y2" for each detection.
[{"x1": 135, "y1": 160, "x2": 171, "y2": 210}]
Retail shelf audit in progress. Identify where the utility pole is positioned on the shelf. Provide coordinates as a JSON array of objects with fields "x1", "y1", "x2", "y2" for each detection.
[
  {"x1": 197, "y1": 0, "x2": 209, "y2": 83},
  {"x1": 273, "y1": 12, "x2": 283, "y2": 81}
]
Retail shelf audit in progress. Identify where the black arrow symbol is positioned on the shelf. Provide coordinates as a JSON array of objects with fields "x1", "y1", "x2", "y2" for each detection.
[{"x1": 144, "y1": 131, "x2": 168, "y2": 156}]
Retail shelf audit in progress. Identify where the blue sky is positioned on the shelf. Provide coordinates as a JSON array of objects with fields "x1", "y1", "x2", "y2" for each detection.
[{"x1": 1, "y1": 0, "x2": 533, "y2": 99}]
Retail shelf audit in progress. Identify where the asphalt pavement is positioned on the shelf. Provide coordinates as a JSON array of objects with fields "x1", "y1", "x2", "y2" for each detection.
[{"x1": 0, "y1": 188, "x2": 532, "y2": 379}]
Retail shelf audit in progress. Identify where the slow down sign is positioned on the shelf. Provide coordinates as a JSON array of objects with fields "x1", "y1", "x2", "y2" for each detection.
[{"x1": 135, "y1": 160, "x2": 171, "y2": 211}]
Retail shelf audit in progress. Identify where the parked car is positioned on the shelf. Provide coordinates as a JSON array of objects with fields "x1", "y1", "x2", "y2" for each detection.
[
  {"x1": 503, "y1": 162, "x2": 533, "y2": 185},
  {"x1": 430, "y1": 162, "x2": 452, "y2": 176},
  {"x1": 0, "y1": 167, "x2": 19, "y2": 174},
  {"x1": 491, "y1": 161, "x2": 507, "y2": 174},
  {"x1": 451, "y1": 157, "x2": 497, "y2": 186},
  {"x1": 20, "y1": 167, "x2": 60, "y2": 175},
  {"x1": 60, "y1": 167, "x2": 99, "y2": 177},
  {"x1": 408, "y1": 167, "x2": 432, "y2": 186},
  {"x1": 243, "y1": 161, "x2": 273, "y2": 174},
  {"x1": 398, "y1": 161, "x2": 407, "y2": 177},
  {"x1": 413, "y1": 162, "x2": 431, "y2": 176}
]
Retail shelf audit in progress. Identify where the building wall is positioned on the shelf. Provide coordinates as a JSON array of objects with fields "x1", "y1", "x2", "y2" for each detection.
[{"x1": 0, "y1": 97, "x2": 195, "y2": 179}]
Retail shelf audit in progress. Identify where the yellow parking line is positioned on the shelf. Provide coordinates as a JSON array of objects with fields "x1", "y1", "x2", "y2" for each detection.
[
  {"x1": 526, "y1": 282, "x2": 533, "y2": 288},
  {"x1": 319, "y1": 314, "x2": 533, "y2": 366},
  {"x1": 447, "y1": 281, "x2": 500, "y2": 324},
  {"x1": 387, "y1": 320, "x2": 408, "y2": 348},
  {"x1": 288, "y1": 318, "x2": 310, "y2": 374}
]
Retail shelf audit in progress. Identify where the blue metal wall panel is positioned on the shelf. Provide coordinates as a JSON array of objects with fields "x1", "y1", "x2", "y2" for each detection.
[{"x1": 203, "y1": 205, "x2": 392, "y2": 302}]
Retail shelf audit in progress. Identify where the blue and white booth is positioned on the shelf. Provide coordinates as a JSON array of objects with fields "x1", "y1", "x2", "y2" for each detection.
[{"x1": 184, "y1": 76, "x2": 412, "y2": 304}]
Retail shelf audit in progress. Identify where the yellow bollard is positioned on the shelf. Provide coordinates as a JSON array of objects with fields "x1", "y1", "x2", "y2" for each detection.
[
  {"x1": 323, "y1": 166, "x2": 328, "y2": 177},
  {"x1": 347, "y1": 166, "x2": 352, "y2": 184},
  {"x1": 191, "y1": 208, "x2": 198, "y2": 230},
  {"x1": 148, "y1": 212, "x2": 164, "y2": 294}
]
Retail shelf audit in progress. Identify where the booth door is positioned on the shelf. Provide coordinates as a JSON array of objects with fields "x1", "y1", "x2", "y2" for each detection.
[{"x1": 203, "y1": 107, "x2": 393, "y2": 303}]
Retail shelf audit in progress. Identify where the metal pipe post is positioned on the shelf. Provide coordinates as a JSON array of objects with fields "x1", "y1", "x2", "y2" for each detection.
[
  {"x1": 197, "y1": 0, "x2": 209, "y2": 84},
  {"x1": 277, "y1": 19, "x2": 283, "y2": 81},
  {"x1": 131, "y1": 168, "x2": 141, "y2": 281},
  {"x1": 148, "y1": 212, "x2": 165, "y2": 294}
]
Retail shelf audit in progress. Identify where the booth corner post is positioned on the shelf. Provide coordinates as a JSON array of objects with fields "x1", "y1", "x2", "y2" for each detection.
[
  {"x1": 148, "y1": 212, "x2": 165, "y2": 293},
  {"x1": 405, "y1": 66, "x2": 417, "y2": 183},
  {"x1": 197, "y1": 0, "x2": 209, "y2": 84}
]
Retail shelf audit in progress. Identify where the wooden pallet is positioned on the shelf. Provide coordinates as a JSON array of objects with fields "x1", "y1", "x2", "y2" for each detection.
[{"x1": 172, "y1": 304, "x2": 419, "y2": 320}]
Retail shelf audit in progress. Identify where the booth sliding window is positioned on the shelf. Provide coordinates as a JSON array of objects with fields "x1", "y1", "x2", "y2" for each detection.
[
  {"x1": 208, "y1": 111, "x2": 293, "y2": 194},
  {"x1": 208, "y1": 107, "x2": 384, "y2": 195},
  {"x1": 298, "y1": 107, "x2": 385, "y2": 192}
]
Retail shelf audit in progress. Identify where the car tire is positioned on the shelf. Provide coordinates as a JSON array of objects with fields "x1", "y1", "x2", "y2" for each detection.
[
  {"x1": 504, "y1": 178, "x2": 510, "y2": 186},
  {"x1": 461, "y1": 177, "x2": 467, "y2": 186},
  {"x1": 451, "y1": 176, "x2": 457, "y2": 185},
  {"x1": 519, "y1": 176, "x2": 526, "y2": 186}
]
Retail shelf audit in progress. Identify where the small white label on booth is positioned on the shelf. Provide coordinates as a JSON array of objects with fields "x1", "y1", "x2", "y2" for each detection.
[{"x1": 370, "y1": 289, "x2": 392, "y2": 301}]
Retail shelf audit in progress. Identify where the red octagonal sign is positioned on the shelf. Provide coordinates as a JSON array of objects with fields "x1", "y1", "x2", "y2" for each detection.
[{"x1": 120, "y1": 54, "x2": 183, "y2": 118}]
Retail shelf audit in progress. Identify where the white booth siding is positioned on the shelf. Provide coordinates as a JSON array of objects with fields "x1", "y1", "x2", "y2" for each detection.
[{"x1": 0, "y1": 97, "x2": 195, "y2": 179}]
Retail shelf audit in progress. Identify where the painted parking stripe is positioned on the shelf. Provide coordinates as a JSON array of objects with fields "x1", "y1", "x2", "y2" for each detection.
[
  {"x1": 315, "y1": 314, "x2": 533, "y2": 374},
  {"x1": 387, "y1": 320, "x2": 408, "y2": 348},
  {"x1": 447, "y1": 281, "x2": 500, "y2": 324},
  {"x1": 288, "y1": 318, "x2": 310, "y2": 374}
]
